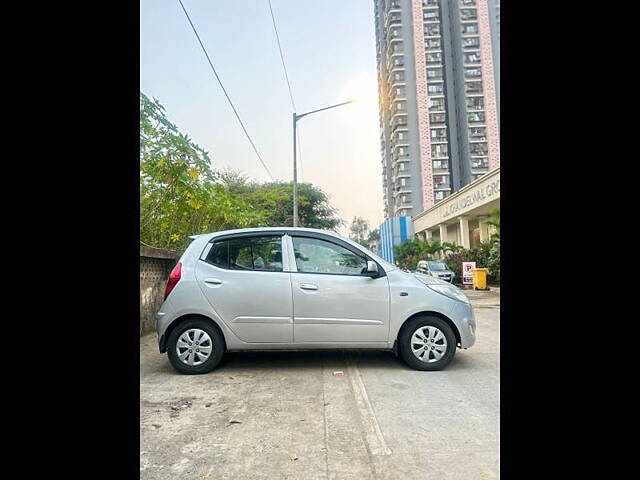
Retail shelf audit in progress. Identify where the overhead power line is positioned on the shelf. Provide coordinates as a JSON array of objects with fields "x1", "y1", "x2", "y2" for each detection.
[
  {"x1": 177, "y1": 0, "x2": 274, "y2": 180},
  {"x1": 267, "y1": 0, "x2": 296, "y2": 112},
  {"x1": 267, "y1": 0, "x2": 304, "y2": 181}
]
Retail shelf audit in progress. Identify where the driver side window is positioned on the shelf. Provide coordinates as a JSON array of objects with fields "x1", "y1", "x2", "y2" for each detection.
[{"x1": 292, "y1": 237, "x2": 367, "y2": 275}]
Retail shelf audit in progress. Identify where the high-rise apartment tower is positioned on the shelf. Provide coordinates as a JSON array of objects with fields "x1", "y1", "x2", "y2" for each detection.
[{"x1": 374, "y1": 0, "x2": 500, "y2": 219}]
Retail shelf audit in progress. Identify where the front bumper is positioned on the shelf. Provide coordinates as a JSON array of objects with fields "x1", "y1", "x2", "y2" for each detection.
[{"x1": 453, "y1": 301, "x2": 476, "y2": 348}]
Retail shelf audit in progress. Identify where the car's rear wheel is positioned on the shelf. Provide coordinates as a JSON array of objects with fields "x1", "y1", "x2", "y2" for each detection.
[
  {"x1": 167, "y1": 318, "x2": 225, "y2": 374},
  {"x1": 399, "y1": 316, "x2": 456, "y2": 371}
]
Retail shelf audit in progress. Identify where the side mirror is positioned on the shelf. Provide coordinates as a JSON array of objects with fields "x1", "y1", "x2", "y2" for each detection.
[{"x1": 365, "y1": 260, "x2": 379, "y2": 277}]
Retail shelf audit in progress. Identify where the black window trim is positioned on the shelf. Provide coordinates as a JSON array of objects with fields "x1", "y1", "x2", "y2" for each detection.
[
  {"x1": 199, "y1": 230, "x2": 386, "y2": 278},
  {"x1": 200, "y1": 233, "x2": 286, "y2": 273}
]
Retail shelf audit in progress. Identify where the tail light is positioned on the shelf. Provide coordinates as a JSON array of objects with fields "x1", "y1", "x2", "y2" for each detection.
[{"x1": 164, "y1": 262, "x2": 182, "y2": 300}]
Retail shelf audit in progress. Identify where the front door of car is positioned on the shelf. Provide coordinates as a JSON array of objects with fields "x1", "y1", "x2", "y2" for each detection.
[
  {"x1": 288, "y1": 235, "x2": 390, "y2": 343},
  {"x1": 195, "y1": 234, "x2": 293, "y2": 343}
]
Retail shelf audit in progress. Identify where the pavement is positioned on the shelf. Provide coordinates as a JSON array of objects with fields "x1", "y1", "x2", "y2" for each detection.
[{"x1": 140, "y1": 290, "x2": 500, "y2": 479}]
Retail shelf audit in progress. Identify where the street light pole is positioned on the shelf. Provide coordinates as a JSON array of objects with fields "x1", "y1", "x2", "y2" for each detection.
[
  {"x1": 293, "y1": 112, "x2": 299, "y2": 226},
  {"x1": 292, "y1": 100, "x2": 355, "y2": 227}
]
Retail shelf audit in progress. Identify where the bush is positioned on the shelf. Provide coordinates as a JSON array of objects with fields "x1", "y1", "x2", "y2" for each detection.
[
  {"x1": 443, "y1": 241, "x2": 499, "y2": 285},
  {"x1": 487, "y1": 247, "x2": 500, "y2": 284}
]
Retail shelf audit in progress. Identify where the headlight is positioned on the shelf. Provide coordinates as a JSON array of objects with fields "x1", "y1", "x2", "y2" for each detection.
[{"x1": 427, "y1": 284, "x2": 470, "y2": 304}]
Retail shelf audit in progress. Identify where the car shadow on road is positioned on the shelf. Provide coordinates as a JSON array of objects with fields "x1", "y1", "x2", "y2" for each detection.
[
  {"x1": 145, "y1": 348, "x2": 481, "y2": 377},
  {"x1": 214, "y1": 349, "x2": 402, "y2": 372}
]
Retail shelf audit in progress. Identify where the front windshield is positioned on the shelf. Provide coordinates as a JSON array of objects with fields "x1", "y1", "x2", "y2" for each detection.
[{"x1": 427, "y1": 261, "x2": 448, "y2": 271}]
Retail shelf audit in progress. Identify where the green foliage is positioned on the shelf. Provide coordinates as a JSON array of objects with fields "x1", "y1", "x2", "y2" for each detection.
[
  {"x1": 349, "y1": 216, "x2": 370, "y2": 247},
  {"x1": 393, "y1": 237, "x2": 444, "y2": 270},
  {"x1": 220, "y1": 170, "x2": 342, "y2": 230},
  {"x1": 443, "y1": 241, "x2": 499, "y2": 284},
  {"x1": 487, "y1": 247, "x2": 500, "y2": 284},
  {"x1": 140, "y1": 94, "x2": 265, "y2": 250},
  {"x1": 348, "y1": 217, "x2": 379, "y2": 251},
  {"x1": 486, "y1": 207, "x2": 500, "y2": 247},
  {"x1": 140, "y1": 93, "x2": 344, "y2": 249},
  {"x1": 391, "y1": 233, "x2": 501, "y2": 283}
]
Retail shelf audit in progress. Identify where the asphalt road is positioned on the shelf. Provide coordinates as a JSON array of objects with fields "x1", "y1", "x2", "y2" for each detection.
[{"x1": 140, "y1": 297, "x2": 499, "y2": 479}]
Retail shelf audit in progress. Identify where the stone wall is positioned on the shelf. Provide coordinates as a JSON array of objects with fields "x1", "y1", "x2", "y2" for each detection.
[{"x1": 140, "y1": 245, "x2": 181, "y2": 336}]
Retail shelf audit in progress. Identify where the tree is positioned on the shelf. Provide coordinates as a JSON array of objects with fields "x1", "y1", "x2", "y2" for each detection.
[
  {"x1": 486, "y1": 207, "x2": 500, "y2": 247},
  {"x1": 423, "y1": 238, "x2": 444, "y2": 258},
  {"x1": 140, "y1": 93, "x2": 263, "y2": 250},
  {"x1": 366, "y1": 228, "x2": 380, "y2": 252},
  {"x1": 442, "y1": 242, "x2": 466, "y2": 255},
  {"x1": 349, "y1": 216, "x2": 370, "y2": 247},
  {"x1": 220, "y1": 170, "x2": 343, "y2": 230}
]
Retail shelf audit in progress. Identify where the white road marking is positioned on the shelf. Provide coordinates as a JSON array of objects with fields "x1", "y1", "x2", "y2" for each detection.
[{"x1": 345, "y1": 353, "x2": 392, "y2": 456}]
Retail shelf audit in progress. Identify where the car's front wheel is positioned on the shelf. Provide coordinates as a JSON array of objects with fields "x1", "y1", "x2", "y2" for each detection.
[
  {"x1": 167, "y1": 318, "x2": 225, "y2": 375},
  {"x1": 398, "y1": 316, "x2": 456, "y2": 371}
]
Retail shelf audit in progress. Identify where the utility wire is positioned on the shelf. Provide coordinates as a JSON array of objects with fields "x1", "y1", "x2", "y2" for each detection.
[
  {"x1": 267, "y1": 0, "x2": 296, "y2": 111},
  {"x1": 177, "y1": 0, "x2": 274, "y2": 180},
  {"x1": 267, "y1": 0, "x2": 303, "y2": 180}
]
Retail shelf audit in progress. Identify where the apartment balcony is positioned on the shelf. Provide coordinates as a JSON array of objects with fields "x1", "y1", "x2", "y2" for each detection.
[
  {"x1": 393, "y1": 188, "x2": 413, "y2": 198},
  {"x1": 391, "y1": 141, "x2": 410, "y2": 152},
  {"x1": 430, "y1": 136, "x2": 448, "y2": 144},
  {"x1": 467, "y1": 113, "x2": 485, "y2": 124},
  {"x1": 469, "y1": 136, "x2": 487, "y2": 142},
  {"x1": 385, "y1": 12, "x2": 402, "y2": 29},
  {"x1": 431, "y1": 152, "x2": 449, "y2": 160},
  {"x1": 386, "y1": 0, "x2": 401, "y2": 12},
  {"x1": 389, "y1": 76, "x2": 406, "y2": 88},
  {"x1": 391, "y1": 121, "x2": 408, "y2": 134},
  {"x1": 460, "y1": 11, "x2": 478, "y2": 22},
  {"x1": 471, "y1": 161, "x2": 489, "y2": 170},
  {"x1": 387, "y1": 59, "x2": 405, "y2": 74},
  {"x1": 433, "y1": 183, "x2": 451, "y2": 191},
  {"x1": 463, "y1": 38, "x2": 480, "y2": 48},
  {"x1": 390, "y1": 108, "x2": 408, "y2": 120}
]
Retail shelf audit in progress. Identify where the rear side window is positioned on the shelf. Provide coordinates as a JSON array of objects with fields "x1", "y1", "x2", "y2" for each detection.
[
  {"x1": 229, "y1": 236, "x2": 283, "y2": 272},
  {"x1": 204, "y1": 236, "x2": 283, "y2": 272},
  {"x1": 205, "y1": 241, "x2": 229, "y2": 269}
]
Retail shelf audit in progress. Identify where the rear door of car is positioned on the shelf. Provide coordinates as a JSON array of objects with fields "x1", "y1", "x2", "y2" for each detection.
[{"x1": 195, "y1": 234, "x2": 293, "y2": 343}]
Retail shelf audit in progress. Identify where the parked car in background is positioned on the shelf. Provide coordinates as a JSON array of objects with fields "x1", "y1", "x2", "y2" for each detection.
[
  {"x1": 156, "y1": 228, "x2": 475, "y2": 374},
  {"x1": 416, "y1": 260, "x2": 455, "y2": 283}
]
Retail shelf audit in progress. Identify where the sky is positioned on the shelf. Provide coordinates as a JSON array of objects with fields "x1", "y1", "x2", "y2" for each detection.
[{"x1": 140, "y1": 0, "x2": 384, "y2": 235}]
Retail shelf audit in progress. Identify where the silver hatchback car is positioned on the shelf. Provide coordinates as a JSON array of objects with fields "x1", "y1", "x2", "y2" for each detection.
[{"x1": 156, "y1": 228, "x2": 476, "y2": 374}]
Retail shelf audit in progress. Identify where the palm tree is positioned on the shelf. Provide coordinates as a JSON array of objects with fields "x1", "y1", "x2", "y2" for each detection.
[
  {"x1": 442, "y1": 242, "x2": 465, "y2": 255},
  {"x1": 422, "y1": 238, "x2": 443, "y2": 259},
  {"x1": 485, "y1": 208, "x2": 500, "y2": 247}
]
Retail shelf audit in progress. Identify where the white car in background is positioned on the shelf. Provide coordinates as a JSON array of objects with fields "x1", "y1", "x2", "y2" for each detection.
[{"x1": 416, "y1": 260, "x2": 456, "y2": 283}]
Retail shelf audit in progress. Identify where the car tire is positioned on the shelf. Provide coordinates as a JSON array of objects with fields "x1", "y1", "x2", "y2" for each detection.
[
  {"x1": 398, "y1": 315, "x2": 456, "y2": 371},
  {"x1": 167, "y1": 318, "x2": 225, "y2": 375}
]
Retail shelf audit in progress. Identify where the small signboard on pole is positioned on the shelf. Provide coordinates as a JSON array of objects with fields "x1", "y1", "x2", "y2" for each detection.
[{"x1": 462, "y1": 262, "x2": 476, "y2": 286}]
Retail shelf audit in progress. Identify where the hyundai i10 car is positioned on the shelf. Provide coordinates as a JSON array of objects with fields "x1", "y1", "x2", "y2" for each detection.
[{"x1": 156, "y1": 227, "x2": 476, "y2": 374}]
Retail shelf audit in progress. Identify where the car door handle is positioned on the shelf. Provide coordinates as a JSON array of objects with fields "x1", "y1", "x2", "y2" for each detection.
[
  {"x1": 204, "y1": 278, "x2": 223, "y2": 285},
  {"x1": 300, "y1": 283, "x2": 318, "y2": 291}
]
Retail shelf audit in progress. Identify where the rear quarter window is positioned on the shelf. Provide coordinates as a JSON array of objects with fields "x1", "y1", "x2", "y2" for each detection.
[{"x1": 204, "y1": 241, "x2": 229, "y2": 269}]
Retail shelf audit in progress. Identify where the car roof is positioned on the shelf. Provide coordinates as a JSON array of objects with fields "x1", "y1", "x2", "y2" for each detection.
[{"x1": 192, "y1": 227, "x2": 348, "y2": 241}]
